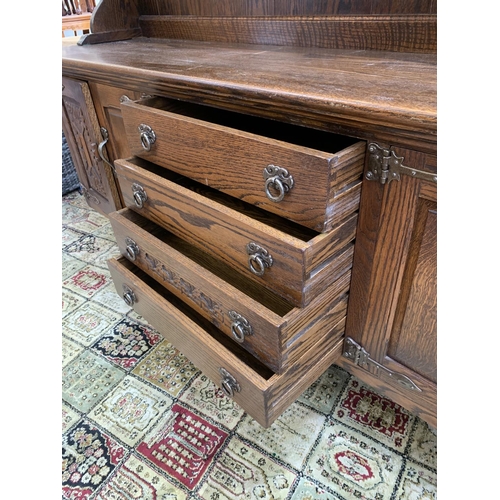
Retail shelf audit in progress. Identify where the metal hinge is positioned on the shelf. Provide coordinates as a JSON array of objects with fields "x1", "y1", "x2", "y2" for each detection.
[
  {"x1": 366, "y1": 143, "x2": 437, "y2": 185},
  {"x1": 343, "y1": 337, "x2": 422, "y2": 392}
]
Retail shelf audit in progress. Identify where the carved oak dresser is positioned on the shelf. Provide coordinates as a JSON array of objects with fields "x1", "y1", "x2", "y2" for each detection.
[{"x1": 62, "y1": 0, "x2": 437, "y2": 428}]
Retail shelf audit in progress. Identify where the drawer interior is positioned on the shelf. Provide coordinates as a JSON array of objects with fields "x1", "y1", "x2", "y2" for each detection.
[
  {"x1": 119, "y1": 208, "x2": 295, "y2": 317},
  {"x1": 136, "y1": 96, "x2": 358, "y2": 154},
  {"x1": 117, "y1": 257, "x2": 275, "y2": 380},
  {"x1": 124, "y1": 156, "x2": 319, "y2": 242}
]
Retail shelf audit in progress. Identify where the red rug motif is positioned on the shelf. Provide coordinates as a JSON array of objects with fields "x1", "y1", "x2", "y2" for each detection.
[
  {"x1": 137, "y1": 404, "x2": 229, "y2": 489},
  {"x1": 338, "y1": 381, "x2": 410, "y2": 446}
]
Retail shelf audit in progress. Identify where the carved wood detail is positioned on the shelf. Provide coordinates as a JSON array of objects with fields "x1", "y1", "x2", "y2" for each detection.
[
  {"x1": 62, "y1": 96, "x2": 107, "y2": 197},
  {"x1": 143, "y1": 252, "x2": 227, "y2": 328}
]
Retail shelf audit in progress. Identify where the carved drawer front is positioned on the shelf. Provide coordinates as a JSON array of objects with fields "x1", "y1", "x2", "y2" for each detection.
[
  {"x1": 120, "y1": 96, "x2": 365, "y2": 232},
  {"x1": 109, "y1": 208, "x2": 351, "y2": 373},
  {"x1": 108, "y1": 256, "x2": 346, "y2": 428},
  {"x1": 114, "y1": 157, "x2": 358, "y2": 307}
]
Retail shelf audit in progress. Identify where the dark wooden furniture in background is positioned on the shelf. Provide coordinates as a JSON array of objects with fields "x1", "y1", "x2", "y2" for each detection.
[
  {"x1": 62, "y1": 0, "x2": 437, "y2": 427},
  {"x1": 62, "y1": 0, "x2": 96, "y2": 37}
]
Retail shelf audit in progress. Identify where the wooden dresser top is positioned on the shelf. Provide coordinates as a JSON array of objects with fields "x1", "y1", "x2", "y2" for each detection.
[{"x1": 62, "y1": 37, "x2": 436, "y2": 153}]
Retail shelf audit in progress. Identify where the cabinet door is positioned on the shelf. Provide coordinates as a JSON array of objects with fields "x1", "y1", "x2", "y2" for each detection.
[
  {"x1": 340, "y1": 147, "x2": 437, "y2": 427},
  {"x1": 62, "y1": 76, "x2": 122, "y2": 215}
]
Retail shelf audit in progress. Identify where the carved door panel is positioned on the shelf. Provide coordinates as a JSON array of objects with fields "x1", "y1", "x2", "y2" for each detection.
[
  {"x1": 340, "y1": 146, "x2": 437, "y2": 427},
  {"x1": 62, "y1": 76, "x2": 122, "y2": 215}
]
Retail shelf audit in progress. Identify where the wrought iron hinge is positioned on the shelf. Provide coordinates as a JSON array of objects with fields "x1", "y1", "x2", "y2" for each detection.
[
  {"x1": 343, "y1": 337, "x2": 421, "y2": 392},
  {"x1": 366, "y1": 143, "x2": 437, "y2": 185}
]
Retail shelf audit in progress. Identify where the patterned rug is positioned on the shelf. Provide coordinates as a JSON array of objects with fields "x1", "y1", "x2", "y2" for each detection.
[{"x1": 62, "y1": 190, "x2": 437, "y2": 500}]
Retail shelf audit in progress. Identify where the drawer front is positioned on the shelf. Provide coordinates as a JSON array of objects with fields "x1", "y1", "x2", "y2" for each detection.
[
  {"x1": 121, "y1": 96, "x2": 365, "y2": 232},
  {"x1": 114, "y1": 158, "x2": 358, "y2": 307},
  {"x1": 109, "y1": 208, "x2": 351, "y2": 373},
  {"x1": 108, "y1": 257, "x2": 346, "y2": 427}
]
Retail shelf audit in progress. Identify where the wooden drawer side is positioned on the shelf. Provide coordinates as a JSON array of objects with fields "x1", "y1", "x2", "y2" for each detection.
[
  {"x1": 282, "y1": 293, "x2": 348, "y2": 369},
  {"x1": 283, "y1": 270, "x2": 351, "y2": 347},
  {"x1": 329, "y1": 141, "x2": 366, "y2": 195},
  {"x1": 266, "y1": 319, "x2": 346, "y2": 424},
  {"x1": 323, "y1": 141, "x2": 366, "y2": 231}
]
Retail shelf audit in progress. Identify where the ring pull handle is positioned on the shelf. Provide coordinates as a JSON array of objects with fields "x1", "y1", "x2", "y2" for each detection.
[
  {"x1": 125, "y1": 237, "x2": 140, "y2": 261},
  {"x1": 246, "y1": 242, "x2": 273, "y2": 277},
  {"x1": 138, "y1": 124, "x2": 156, "y2": 151},
  {"x1": 219, "y1": 368, "x2": 241, "y2": 398},
  {"x1": 263, "y1": 165, "x2": 294, "y2": 203},
  {"x1": 228, "y1": 311, "x2": 253, "y2": 343},
  {"x1": 98, "y1": 127, "x2": 115, "y2": 172},
  {"x1": 131, "y1": 183, "x2": 148, "y2": 208},
  {"x1": 122, "y1": 285, "x2": 136, "y2": 306}
]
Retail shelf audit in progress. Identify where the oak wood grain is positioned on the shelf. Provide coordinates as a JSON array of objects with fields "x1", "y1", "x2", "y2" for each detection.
[
  {"x1": 108, "y1": 256, "x2": 346, "y2": 427},
  {"x1": 114, "y1": 157, "x2": 357, "y2": 306},
  {"x1": 139, "y1": 0, "x2": 436, "y2": 16},
  {"x1": 108, "y1": 208, "x2": 351, "y2": 372},
  {"x1": 343, "y1": 146, "x2": 436, "y2": 426},
  {"x1": 62, "y1": 38, "x2": 436, "y2": 153},
  {"x1": 139, "y1": 15, "x2": 436, "y2": 53},
  {"x1": 62, "y1": 3, "x2": 438, "y2": 425},
  {"x1": 62, "y1": 76, "x2": 122, "y2": 214},
  {"x1": 121, "y1": 96, "x2": 365, "y2": 232},
  {"x1": 88, "y1": 82, "x2": 145, "y2": 208},
  {"x1": 388, "y1": 200, "x2": 437, "y2": 382},
  {"x1": 89, "y1": 82, "x2": 138, "y2": 162},
  {"x1": 90, "y1": 0, "x2": 139, "y2": 33}
]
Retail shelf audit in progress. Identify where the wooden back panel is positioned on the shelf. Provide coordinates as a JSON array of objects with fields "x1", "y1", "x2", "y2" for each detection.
[
  {"x1": 138, "y1": 0, "x2": 436, "y2": 16},
  {"x1": 139, "y1": 15, "x2": 436, "y2": 52},
  {"x1": 81, "y1": 0, "x2": 437, "y2": 52}
]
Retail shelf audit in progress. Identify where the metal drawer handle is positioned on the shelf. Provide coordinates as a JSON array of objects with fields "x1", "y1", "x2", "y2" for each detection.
[
  {"x1": 138, "y1": 124, "x2": 156, "y2": 151},
  {"x1": 219, "y1": 368, "x2": 240, "y2": 398},
  {"x1": 132, "y1": 183, "x2": 147, "y2": 208},
  {"x1": 125, "y1": 237, "x2": 140, "y2": 261},
  {"x1": 97, "y1": 127, "x2": 115, "y2": 172},
  {"x1": 263, "y1": 165, "x2": 294, "y2": 203},
  {"x1": 122, "y1": 285, "x2": 136, "y2": 306},
  {"x1": 246, "y1": 242, "x2": 273, "y2": 277},
  {"x1": 229, "y1": 311, "x2": 253, "y2": 343}
]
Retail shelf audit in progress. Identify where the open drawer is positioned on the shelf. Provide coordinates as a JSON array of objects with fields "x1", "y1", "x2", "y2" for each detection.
[
  {"x1": 109, "y1": 208, "x2": 351, "y2": 373},
  {"x1": 108, "y1": 256, "x2": 346, "y2": 428},
  {"x1": 114, "y1": 157, "x2": 358, "y2": 307},
  {"x1": 120, "y1": 96, "x2": 365, "y2": 232}
]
